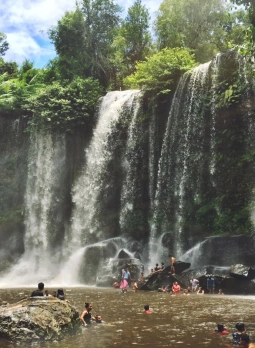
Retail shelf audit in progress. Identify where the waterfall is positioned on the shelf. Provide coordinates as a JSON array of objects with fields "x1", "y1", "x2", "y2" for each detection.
[
  {"x1": 64, "y1": 90, "x2": 142, "y2": 284},
  {"x1": 1, "y1": 51, "x2": 255, "y2": 287},
  {"x1": 149, "y1": 62, "x2": 211, "y2": 265},
  {"x1": 70, "y1": 90, "x2": 141, "y2": 247},
  {"x1": 0, "y1": 132, "x2": 67, "y2": 286},
  {"x1": 210, "y1": 53, "x2": 221, "y2": 177}
]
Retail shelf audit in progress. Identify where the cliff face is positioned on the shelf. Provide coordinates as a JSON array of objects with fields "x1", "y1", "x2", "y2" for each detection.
[
  {"x1": 0, "y1": 51, "x2": 255, "y2": 285},
  {"x1": 0, "y1": 116, "x2": 28, "y2": 269}
]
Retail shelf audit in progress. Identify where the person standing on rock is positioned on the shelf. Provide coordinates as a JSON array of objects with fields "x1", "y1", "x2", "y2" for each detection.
[
  {"x1": 31, "y1": 282, "x2": 44, "y2": 297},
  {"x1": 207, "y1": 275, "x2": 215, "y2": 294},
  {"x1": 169, "y1": 255, "x2": 176, "y2": 275},
  {"x1": 190, "y1": 277, "x2": 199, "y2": 292}
]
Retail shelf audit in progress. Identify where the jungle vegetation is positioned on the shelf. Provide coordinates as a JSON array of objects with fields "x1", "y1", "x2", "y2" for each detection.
[{"x1": 0, "y1": 0, "x2": 252, "y2": 132}]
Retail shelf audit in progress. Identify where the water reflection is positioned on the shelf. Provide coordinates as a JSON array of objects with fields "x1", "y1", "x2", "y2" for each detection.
[{"x1": 0, "y1": 288, "x2": 255, "y2": 348}]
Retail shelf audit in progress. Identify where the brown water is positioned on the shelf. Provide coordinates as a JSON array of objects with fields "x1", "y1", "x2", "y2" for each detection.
[{"x1": 0, "y1": 287, "x2": 255, "y2": 348}]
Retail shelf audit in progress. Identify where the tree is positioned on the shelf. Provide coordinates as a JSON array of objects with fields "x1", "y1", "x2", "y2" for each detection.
[
  {"x1": 154, "y1": 0, "x2": 247, "y2": 63},
  {"x1": 230, "y1": 0, "x2": 255, "y2": 52},
  {"x1": 49, "y1": 0, "x2": 122, "y2": 86},
  {"x1": 110, "y1": 0, "x2": 152, "y2": 88},
  {"x1": 0, "y1": 32, "x2": 8, "y2": 56},
  {"x1": 49, "y1": 9, "x2": 87, "y2": 81},
  {"x1": 121, "y1": 0, "x2": 152, "y2": 73},
  {"x1": 0, "y1": 58, "x2": 18, "y2": 78}
]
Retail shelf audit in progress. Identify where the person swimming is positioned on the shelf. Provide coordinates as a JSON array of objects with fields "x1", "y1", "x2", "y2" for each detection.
[
  {"x1": 215, "y1": 323, "x2": 229, "y2": 335},
  {"x1": 233, "y1": 322, "x2": 246, "y2": 345},
  {"x1": 144, "y1": 304, "x2": 152, "y2": 313},
  {"x1": 80, "y1": 302, "x2": 95, "y2": 326}
]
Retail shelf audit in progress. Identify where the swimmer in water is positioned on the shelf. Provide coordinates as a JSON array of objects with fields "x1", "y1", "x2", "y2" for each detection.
[
  {"x1": 80, "y1": 302, "x2": 95, "y2": 326},
  {"x1": 144, "y1": 304, "x2": 152, "y2": 313},
  {"x1": 215, "y1": 324, "x2": 229, "y2": 335}
]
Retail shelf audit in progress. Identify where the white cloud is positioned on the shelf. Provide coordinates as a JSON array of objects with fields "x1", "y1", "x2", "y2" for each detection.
[
  {"x1": 3, "y1": 32, "x2": 54, "y2": 66},
  {"x1": 0, "y1": 0, "x2": 159, "y2": 68}
]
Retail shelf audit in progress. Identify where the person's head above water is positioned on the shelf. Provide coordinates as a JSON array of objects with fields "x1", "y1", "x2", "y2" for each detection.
[
  {"x1": 38, "y1": 282, "x2": 44, "y2": 290},
  {"x1": 217, "y1": 324, "x2": 226, "y2": 332},
  {"x1": 240, "y1": 333, "x2": 250, "y2": 346},
  {"x1": 144, "y1": 304, "x2": 150, "y2": 311},
  {"x1": 95, "y1": 315, "x2": 102, "y2": 323},
  {"x1": 236, "y1": 322, "x2": 245, "y2": 332},
  {"x1": 85, "y1": 302, "x2": 92, "y2": 310}
]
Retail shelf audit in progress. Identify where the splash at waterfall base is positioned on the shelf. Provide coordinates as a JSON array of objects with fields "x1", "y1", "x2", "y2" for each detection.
[{"x1": 0, "y1": 297, "x2": 80, "y2": 342}]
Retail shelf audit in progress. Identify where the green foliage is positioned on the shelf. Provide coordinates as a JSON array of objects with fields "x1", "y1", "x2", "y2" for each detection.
[
  {"x1": 110, "y1": 0, "x2": 152, "y2": 89},
  {"x1": 0, "y1": 32, "x2": 9, "y2": 56},
  {"x1": 49, "y1": 0, "x2": 121, "y2": 86},
  {"x1": 216, "y1": 80, "x2": 244, "y2": 108},
  {"x1": 23, "y1": 77, "x2": 103, "y2": 133},
  {"x1": 155, "y1": 0, "x2": 247, "y2": 63},
  {"x1": 123, "y1": 48, "x2": 196, "y2": 95},
  {"x1": 0, "y1": 58, "x2": 18, "y2": 78}
]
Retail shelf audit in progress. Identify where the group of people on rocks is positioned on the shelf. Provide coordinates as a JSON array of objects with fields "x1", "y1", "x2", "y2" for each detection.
[
  {"x1": 157, "y1": 275, "x2": 223, "y2": 295},
  {"x1": 31, "y1": 282, "x2": 66, "y2": 300},
  {"x1": 215, "y1": 322, "x2": 255, "y2": 347}
]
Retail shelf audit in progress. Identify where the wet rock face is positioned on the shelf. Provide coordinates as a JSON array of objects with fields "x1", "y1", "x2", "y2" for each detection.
[
  {"x1": 0, "y1": 297, "x2": 80, "y2": 342},
  {"x1": 182, "y1": 234, "x2": 255, "y2": 267}
]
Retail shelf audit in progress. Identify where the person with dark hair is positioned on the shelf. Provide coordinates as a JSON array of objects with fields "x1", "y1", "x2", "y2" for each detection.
[
  {"x1": 80, "y1": 303, "x2": 96, "y2": 326},
  {"x1": 239, "y1": 333, "x2": 255, "y2": 347},
  {"x1": 44, "y1": 290, "x2": 52, "y2": 297},
  {"x1": 144, "y1": 304, "x2": 152, "y2": 313},
  {"x1": 57, "y1": 288, "x2": 65, "y2": 300},
  {"x1": 207, "y1": 275, "x2": 215, "y2": 294},
  {"x1": 233, "y1": 323, "x2": 246, "y2": 345},
  {"x1": 215, "y1": 323, "x2": 229, "y2": 335},
  {"x1": 31, "y1": 282, "x2": 44, "y2": 297},
  {"x1": 154, "y1": 263, "x2": 160, "y2": 272}
]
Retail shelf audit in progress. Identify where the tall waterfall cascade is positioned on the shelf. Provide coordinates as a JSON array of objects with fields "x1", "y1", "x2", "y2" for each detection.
[{"x1": 0, "y1": 51, "x2": 255, "y2": 286}]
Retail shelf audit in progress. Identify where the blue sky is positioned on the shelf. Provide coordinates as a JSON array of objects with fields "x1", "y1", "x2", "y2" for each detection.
[{"x1": 0, "y1": 0, "x2": 159, "y2": 69}]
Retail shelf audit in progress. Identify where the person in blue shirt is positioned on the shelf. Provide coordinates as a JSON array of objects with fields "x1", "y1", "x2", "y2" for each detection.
[
  {"x1": 233, "y1": 322, "x2": 246, "y2": 345},
  {"x1": 207, "y1": 275, "x2": 215, "y2": 294}
]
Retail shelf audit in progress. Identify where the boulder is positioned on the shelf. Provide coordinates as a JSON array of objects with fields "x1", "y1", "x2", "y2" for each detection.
[
  {"x1": 181, "y1": 265, "x2": 255, "y2": 294},
  {"x1": 181, "y1": 234, "x2": 255, "y2": 268},
  {"x1": 138, "y1": 265, "x2": 189, "y2": 291},
  {"x1": 0, "y1": 296, "x2": 80, "y2": 342},
  {"x1": 230, "y1": 264, "x2": 255, "y2": 279},
  {"x1": 174, "y1": 261, "x2": 191, "y2": 274},
  {"x1": 117, "y1": 249, "x2": 131, "y2": 259}
]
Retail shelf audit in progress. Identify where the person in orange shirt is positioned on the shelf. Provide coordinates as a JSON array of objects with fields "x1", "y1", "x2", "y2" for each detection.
[{"x1": 172, "y1": 281, "x2": 181, "y2": 294}]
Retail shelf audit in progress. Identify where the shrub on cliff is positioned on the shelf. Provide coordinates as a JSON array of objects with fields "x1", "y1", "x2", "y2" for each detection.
[
  {"x1": 123, "y1": 48, "x2": 196, "y2": 96},
  {"x1": 23, "y1": 77, "x2": 103, "y2": 133}
]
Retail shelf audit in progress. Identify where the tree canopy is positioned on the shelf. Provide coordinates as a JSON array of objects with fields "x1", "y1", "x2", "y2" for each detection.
[{"x1": 155, "y1": 0, "x2": 247, "y2": 63}]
